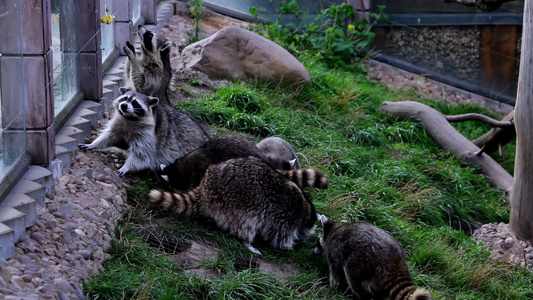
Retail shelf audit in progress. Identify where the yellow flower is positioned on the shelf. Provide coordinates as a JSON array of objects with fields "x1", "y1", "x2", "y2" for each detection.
[
  {"x1": 348, "y1": 24, "x2": 355, "y2": 30},
  {"x1": 100, "y1": 14, "x2": 114, "y2": 25}
]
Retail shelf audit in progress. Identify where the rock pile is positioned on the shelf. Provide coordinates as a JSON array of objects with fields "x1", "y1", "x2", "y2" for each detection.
[
  {"x1": 0, "y1": 150, "x2": 128, "y2": 299},
  {"x1": 380, "y1": 26, "x2": 481, "y2": 84},
  {"x1": 473, "y1": 223, "x2": 533, "y2": 270}
]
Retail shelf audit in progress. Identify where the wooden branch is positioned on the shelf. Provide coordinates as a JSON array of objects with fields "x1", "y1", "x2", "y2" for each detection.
[
  {"x1": 445, "y1": 113, "x2": 513, "y2": 127},
  {"x1": 473, "y1": 110, "x2": 515, "y2": 156},
  {"x1": 380, "y1": 101, "x2": 513, "y2": 193}
]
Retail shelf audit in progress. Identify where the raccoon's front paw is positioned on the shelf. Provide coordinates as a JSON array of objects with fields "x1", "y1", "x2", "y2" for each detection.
[
  {"x1": 123, "y1": 41, "x2": 135, "y2": 58},
  {"x1": 116, "y1": 167, "x2": 129, "y2": 177},
  {"x1": 78, "y1": 144, "x2": 90, "y2": 150}
]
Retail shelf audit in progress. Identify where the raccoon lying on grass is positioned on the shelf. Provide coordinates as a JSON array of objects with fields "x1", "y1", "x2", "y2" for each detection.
[
  {"x1": 160, "y1": 133, "x2": 326, "y2": 191},
  {"x1": 79, "y1": 88, "x2": 209, "y2": 176},
  {"x1": 124, "y1": 25, "x2": 172, "y2": 105},
  {"x1": 256, "y1": 136, "x2": 301, "y2": 170},
  {"x1": 149, "y1": 156, "x2": 322, "y2": 255},
  {"x1": 315, "y1": 216, "x2": 432, "y2": 300}
]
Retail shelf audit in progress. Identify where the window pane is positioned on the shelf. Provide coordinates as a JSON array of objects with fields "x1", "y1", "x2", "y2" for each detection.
[
  {"x1": 51, "y1": 0, "x2": 81, "y2": 116},
  {"x1": 133, "y1": 0, "x2": 142, "y2": 23},
  {"x1": 101, "y1": 0, "x2": 116, "y2": 62},
  {"x1": 0, "y1": 0, "x2": 27, "y2": 179}
]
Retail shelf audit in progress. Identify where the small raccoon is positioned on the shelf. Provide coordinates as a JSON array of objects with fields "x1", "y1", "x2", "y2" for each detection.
[
  {"x1": 149, "y1": 156, "x2": 319, "y2": 255},
  {"x1": 257, "y1": 136, "x2": 301, "y2": 170},
  {"x1": 124, "y1": 25, "x2": 172, "y2": 105},
  {"x1": 79, "y1": 88, "x2": 209, "y2": 176},
  {"x1": 161, "y1": 133, "x2": 325, "y2": 191},
  {"x1": 314, "y1": 216, "x2": 432, "y2": 300}
]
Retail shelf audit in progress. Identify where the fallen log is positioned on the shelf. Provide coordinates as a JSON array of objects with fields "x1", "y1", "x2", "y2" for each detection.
[{"x1": 380, "y1": 101, "x2": 513, "y2": 193}]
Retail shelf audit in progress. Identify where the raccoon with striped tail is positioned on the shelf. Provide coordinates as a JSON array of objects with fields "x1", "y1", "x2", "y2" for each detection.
[
  {"x1": 256, "y1": 136, "x2": 301, "y2": 170},
  {"x1": 160, "y1": 133, "x2": 327, "y2": 192},
  {"x1": 79, "y1": 88, "x2": 209, "y2": 176},
  {"x1": 123, "y1": 25, "x2": 172, "y2": 105},
  {"x1": 149, "y1": 156, "x2": 321, "y2": 255},
  {"x1": 314, "y1": 215, "x2": 432, "y2": 300}
]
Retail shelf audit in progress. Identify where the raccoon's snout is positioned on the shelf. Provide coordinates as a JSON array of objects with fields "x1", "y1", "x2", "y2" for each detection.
[{"x1": 120, "y1": 103, "x2": 129, "y2": 113}]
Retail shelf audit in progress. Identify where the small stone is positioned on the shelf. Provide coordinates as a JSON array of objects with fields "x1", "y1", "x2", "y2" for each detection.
[
  {"x1": 85, "y1": 168, "x2": 94, "y2": 180},
  {"x1": 500, "y1": 242, "x2": 513, "y2": 251},
  {"x1": 102, "y1": 241, "x2": 112, "y2": 253},
  {"x1": 78, "y1": 249, "x2": 91, "y2": 259},
  {"x1": 29, "y1": 232, "x2": 46, "y2": 244},
  {"x1": 21, "y1": 274, "x2": 32, "y2": 283}
]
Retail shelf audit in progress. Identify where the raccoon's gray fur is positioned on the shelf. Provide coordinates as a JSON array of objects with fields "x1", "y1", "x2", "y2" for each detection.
[
  {"x1": 123, "y1": 25, "x2": 172, "y2": 105},
  {"x1": 315, "y1": 217, "x2": 432, "y2": 300},
  {"x1": 149, "y1": 156, "x2": 318, "y2": 255},
  {"x1": 79, "y1": 88, "x2": 209, "y2": 176},
  {"x1": 161, "y1": 133, "x2": 325, "y2": 191},
  {"x1": 257, "y1": 136, "x2": 301, "y2": 170}
]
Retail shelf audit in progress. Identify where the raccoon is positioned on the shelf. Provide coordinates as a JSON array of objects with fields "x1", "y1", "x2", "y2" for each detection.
[
  {"x1": 314, "y1": 216, "x2": 432, "y2": 300},
  {"x1": 161, "y1": 133, "x2": 325, "y2": 191},
  {"x1": 256, "y1": 136, "x2": 301, "y2": 170},
  {"x1": 123, "y1": 25, "x2": 172, "y2": 105},
  {"x1": 149, "y1": 156, "x2": 319, "y2": 255},
  {"x1": 79, "y1": 88, "x2": 209, "y2": 176}
]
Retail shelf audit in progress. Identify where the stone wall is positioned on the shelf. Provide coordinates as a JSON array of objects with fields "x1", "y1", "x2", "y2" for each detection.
[{"x1": 379, "y1": 26, "x2": 482, "y2": 85}]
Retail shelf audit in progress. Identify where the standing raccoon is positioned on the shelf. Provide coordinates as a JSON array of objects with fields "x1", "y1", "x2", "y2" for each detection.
[
  {"x1": 257, "y1": 136, "x2": 301, "y2": 170},
  {"x1": 315, "y1": 217, "x2": 432, "y2": 300},
  {"x1": 149, "y1": 156, "x2": 320, "y2": 255},
  {"x1": 79, "y1": 88, "x2": 209, "y2": 176},
  {"x1": 161, "y1": 133, "x2": 325, "y2": 191},
  {"x1": 124, "y1": 25, "x2": 172, "y2": 105}
]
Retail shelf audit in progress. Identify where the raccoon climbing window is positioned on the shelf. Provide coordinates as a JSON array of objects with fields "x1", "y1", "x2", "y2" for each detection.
[
  {"x1": 101, "y1": 0, "x2": 116, "y2": 62},
  {"x1": 51, "y1": 0, "x2": 81, "y2": 116},
  {"x1": 0, "y1": 0, "x2": 28, "y2": 198}
]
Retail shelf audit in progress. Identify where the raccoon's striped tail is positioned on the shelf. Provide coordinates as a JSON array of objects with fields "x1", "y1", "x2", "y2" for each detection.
[
  {"x1": 387, "y1": 278, "x2": 432, "y2": 300},
  {"x1": 148, "y1": 188, "x2": 200, "y2": 216},
  {"x1": 280, "y1": 168, "x2": 328, "y2": 189}
]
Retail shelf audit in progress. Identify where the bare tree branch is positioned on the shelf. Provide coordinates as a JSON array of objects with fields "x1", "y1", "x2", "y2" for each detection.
[
  {"x1": 380, "y1": 101, "x2": 513, "y2": 193},
  {"x1": 473, "y1": 110, "x2": 515, "y2": 156},
  {"x1": 445, "y1": 113, "x2": 513, "y2": 127}
]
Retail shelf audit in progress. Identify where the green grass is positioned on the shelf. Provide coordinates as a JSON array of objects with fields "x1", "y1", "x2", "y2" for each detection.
[{"x1": 85, "y1": 38, "x2": 530, "y2": 300}]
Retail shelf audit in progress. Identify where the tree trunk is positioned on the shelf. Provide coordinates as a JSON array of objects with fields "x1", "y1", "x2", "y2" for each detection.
[
  {"x1": 510, "y1": 0, "x2": 533, "y2": 243},
  {"x1": 380, "y1": 101, "x2": 513, "y2": 192}
]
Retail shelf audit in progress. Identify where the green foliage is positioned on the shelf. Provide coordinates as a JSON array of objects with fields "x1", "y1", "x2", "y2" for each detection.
[
  {"x1": 249, "y1": 2, "x2": 387, "y2": 68},
  {"x1": 176, "y1": 85, "x2": 274, "y2": 136},
  {"x1": 188, "y1": 0, "x2": 204, "y2": 43}
]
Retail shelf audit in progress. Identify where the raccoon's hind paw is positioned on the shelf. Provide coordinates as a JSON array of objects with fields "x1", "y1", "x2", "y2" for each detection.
[
  {"x1": 78, "y1": 144, "x2": 89, "y2": 150},
  {"x1": 244, "y1": 243, "x2": 262, "y2": 255}
]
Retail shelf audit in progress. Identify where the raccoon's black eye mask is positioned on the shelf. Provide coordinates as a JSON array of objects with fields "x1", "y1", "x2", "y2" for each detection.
[{"x1": 142, "y1": 32, "x2": 154, "y2": 51}]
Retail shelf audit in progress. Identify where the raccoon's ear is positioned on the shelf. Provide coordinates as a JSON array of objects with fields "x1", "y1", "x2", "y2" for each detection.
[
  {"x1": 147, "y1": 96, "x2": 159, "y2": 107},
  {"x1": 289, "y1": 159, "x2": 297, "y2": 168},
  {"x1": 160, "y1": 41, "x2": 172, "y2": 52},
  {"x1": 317, "y1": 213, "x2": 329, "y2": 225},
  {"x1": 119, "y1": 87, "x2": 131, "y2": 95}
]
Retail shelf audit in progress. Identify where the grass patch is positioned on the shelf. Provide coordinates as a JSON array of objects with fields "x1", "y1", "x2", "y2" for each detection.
[{"x1": 85, "y1": 13, "x2": 528, "y2": 300}]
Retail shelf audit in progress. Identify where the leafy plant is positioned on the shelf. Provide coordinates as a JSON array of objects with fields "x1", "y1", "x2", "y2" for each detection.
[
  {"x1": 188, "y1": 0, "x2": 204, "y2": 43},
  {"x1": 249, "y1": 2, "x2": 387, "y2": 68}
]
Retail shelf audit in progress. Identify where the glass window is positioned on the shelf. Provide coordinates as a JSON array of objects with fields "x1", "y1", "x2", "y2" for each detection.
[
  {"x1": 51, "y1": 0, "x2": 81, "y2": 116},
  {"x1": 0, "y1": 0, "x2": 27, "y2": 183},
  {"x1": 133, "y1": 0, "x2": 142, "y2": 24},
  {"x1": 101, "y1": 0, "x2": 116, "y2": 62},
  {"x1": 371, "y1": 0, "x2": 524, "y2": 103}
]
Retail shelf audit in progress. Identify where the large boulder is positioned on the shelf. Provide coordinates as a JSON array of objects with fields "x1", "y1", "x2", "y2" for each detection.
[{"x1": 180, "y1": 25, "x2": 311, "y2": 86}]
